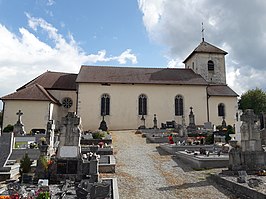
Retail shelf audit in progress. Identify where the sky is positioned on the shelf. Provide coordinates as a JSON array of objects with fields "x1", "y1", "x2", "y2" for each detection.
[{"x1": 1, "y1": 0, "x2": 266, "y2": 110}]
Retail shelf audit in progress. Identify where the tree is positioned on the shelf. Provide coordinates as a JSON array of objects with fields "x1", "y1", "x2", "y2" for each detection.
[
  {"x1": 239, "y1": 88, "x2": 266, "y2": 114},
  {"x1": 20, "y1": 153, "x2": 33, "y2": 174}
]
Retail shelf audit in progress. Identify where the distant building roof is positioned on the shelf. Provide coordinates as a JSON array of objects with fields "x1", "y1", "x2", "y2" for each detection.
[
  {"x1": 17, "y1": 71, "x2": 77, "y2": 91},
  {"x1": 207, "y1": 85, "x2": 238, "y2": 97},
  {"x1": 76, "y1": 65, "x2": 208, "y2": 85},
  {"x1": 1, "y1": 84, "x2": 60, "y2": 104},
  {"x1": 183, "y1": 41, "x2": 228, "y2": 63}
]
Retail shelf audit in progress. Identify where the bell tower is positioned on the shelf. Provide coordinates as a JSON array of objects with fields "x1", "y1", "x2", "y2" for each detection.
[{"x1": 183, "y1": 40, "x2": 228, "y2": 84}]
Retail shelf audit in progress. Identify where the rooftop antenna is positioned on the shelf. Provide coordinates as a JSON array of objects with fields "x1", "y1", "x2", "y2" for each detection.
[{"x1": 201, "y1": 22, "x2": 205, "y2": 42}]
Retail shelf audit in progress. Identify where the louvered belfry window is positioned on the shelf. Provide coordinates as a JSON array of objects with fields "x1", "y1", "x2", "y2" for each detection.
[{"x1": 208, "y1": 60, "x2": 214, "y2": 71}]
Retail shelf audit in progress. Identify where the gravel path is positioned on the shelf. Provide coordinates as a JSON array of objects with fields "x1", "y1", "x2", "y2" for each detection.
[{"x1": 103, "y1": 130, "x2": 237, "y2": 199}]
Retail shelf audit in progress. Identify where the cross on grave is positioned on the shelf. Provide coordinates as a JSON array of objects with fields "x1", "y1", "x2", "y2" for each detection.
[
  {"x1": 153, "y1": 114, "x2": 158, "y2": 129},
  {"x1": 16, "y1": 110, "x2": 23, "y2": 123},
  {"x1": 63, "y1": 112, "x2": 80, "y2": 126},
  {"x1": 240, "y1": 109, "x2": 258, "y2": 124},
  {"x1": 189, "y1": 107, "x2": 195, "y2": 125},
  {"x1": 60, "y1": 112, "x2": 81, "y2": 147}
]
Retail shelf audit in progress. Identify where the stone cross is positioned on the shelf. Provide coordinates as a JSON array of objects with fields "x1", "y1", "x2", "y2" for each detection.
[
  {"x1": 63, "y1": 112, "x2": 80, "y2": 127},
  {"x1": 13, "y1": 110, "x2": 26, "y2": 135},
  {"x1": 187, "y1": 107, "x2": 197, "y2": 133},
  {"x1": 240, "y1": 109, "x2": 258, "y2": 125},
  {"x1": 153, "y1": 114, "x2": 158, "y2": 129},
  {"x1": 189, "y1": 107, "x2": 195, "y2": 126},
  {"x1": 240, "y1": 109, "x2": 262, "y2": 151},
  {"x1": 16, "y1": 110, "x2": 23, "y2": 123},
  {"x1": 61, "y1": 112, "x2": 81, "y2": 146},
  {"x1": 222, "y1": 116, "x2": 227, "y2": 128}
]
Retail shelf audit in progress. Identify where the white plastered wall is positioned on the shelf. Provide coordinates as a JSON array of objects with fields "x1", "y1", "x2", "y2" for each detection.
[
  {"x1": 2, "y1": 100, "x2": 52, "y2": 133},
  {"x1": 208, "y1": 96, "x2": 238, "y2": 127},
  {"x1": 48, "y1": 90, "x2": 77, "y2": 124},
  {"x1": 77, "y1": 83, "x2": 208, "y2": 130}
]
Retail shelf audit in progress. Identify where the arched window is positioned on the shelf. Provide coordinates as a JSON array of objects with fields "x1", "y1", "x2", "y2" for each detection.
[
  {"x1": 175, "y1": 95, "x2": 184, "y2": 116},
  {"x1": 208, "y1": 60, "x2": 214, "y2": 71},
  {"x1": 218, "y1": 103, "x2": 225, "y2": 117},
  {"x1": 138, "y1": 94, "x2": 147, "y2": 115},
  {"x1": 101, "y1": 94, "x2": 110, "y2": 115}
]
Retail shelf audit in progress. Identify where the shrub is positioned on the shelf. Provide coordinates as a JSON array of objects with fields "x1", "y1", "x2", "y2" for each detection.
[
  {"x1": 3, "y1": 124, "x2": 13, "y2": 132},
  {"x1": 20, "y1": 153, "x2": 33, "y2": 174},
  {"x1": 92, "y1": 131, "x2": 105, "y2": 139},
  {"x1": 205, "y1": 134, "x2": 214, "y2": 144}
]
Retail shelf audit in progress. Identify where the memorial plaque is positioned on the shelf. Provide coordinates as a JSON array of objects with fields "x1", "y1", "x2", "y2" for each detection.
[{"x1": 59, "y1": 146, "x2": 79, "y2": 158}]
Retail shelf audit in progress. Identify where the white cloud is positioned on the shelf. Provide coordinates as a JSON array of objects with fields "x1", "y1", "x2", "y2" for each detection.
[
  {"x1": 0, "y1": 15, "x2": 138, "y2": 108},
  {"x1": 138, "y1": 0, "x2": 165, "y2": 33},
  {"x1": 138, "y1": 0, "x2": 266, "y2": 95},
  {"x1": 116, "y1": 49, "x2": 137, "y2": 64}
]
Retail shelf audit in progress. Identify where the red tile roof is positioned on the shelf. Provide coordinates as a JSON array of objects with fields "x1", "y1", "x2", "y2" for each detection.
[
  {"x1": 1, "y1": 84, "x2": 60, "y2": 104},
  {"x1": 76, "y1": 65, "x2": 208, "y2": 85},
  {"x1": 207, "y1": 85, "x2": 238, "y2": 97},
  {"x1": 17, "y1": 71, "x2": 77, "y2": 91},
  {"x1": 183, "y1": 41, "x2": 228, "y2": 63}
]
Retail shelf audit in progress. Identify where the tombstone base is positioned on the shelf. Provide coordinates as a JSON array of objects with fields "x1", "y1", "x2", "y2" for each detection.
[
  {"x1": 99, "y1": 120, "x2": 108, "y2": 131},
  {"x1": 229, "y1": 149, "x2": 266, "y2": 171}
]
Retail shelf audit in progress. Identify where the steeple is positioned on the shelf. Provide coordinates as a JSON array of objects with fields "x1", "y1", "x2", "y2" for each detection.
[{"x1": 183, "y1": 40, "x2": 228, "y2": 84}]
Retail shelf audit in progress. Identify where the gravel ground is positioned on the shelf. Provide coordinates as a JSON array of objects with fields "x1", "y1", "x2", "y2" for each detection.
[{"x1": 102, "y1": 130, "x2": 238, "y2": 199}]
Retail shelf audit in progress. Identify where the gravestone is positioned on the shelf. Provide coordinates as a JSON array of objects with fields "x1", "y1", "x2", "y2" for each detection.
[
  {"x1": 228, "y1": 109, "x2": 266, "y2": 171},
  {"x1": 13, "y1": 110, "x2": 26, "y2": 135},
  {"x1": 90, "y1": 182, "x2": 111, "y2": 198},
  {"x1": 240, "y1": 109, "x2": 262, "y2": 152},
  {"x1": 179, "y1": 115, "x2": 187, "y2": 137},
  {"x1": 59, "y1": 112, "x2": 81, "y2": 147},
  {"x1": 237, "y1": 171, "x2": 247, "y2": 183},
  {"x1": 99, "y1": 115, "x2": 108, "y2": 131},
  {"x1": 153, "y1": 114, "x2": 158, "y2": 129},
  {"x1": 35, "y1": 137, "x2": 49, "y2": 180},
  {"x1": 46, "y1": 120, "x2": 55, "y2": 156},
  {"x1": 56, "y1": 112, "x2": 82, "y2": 181},
  {"x1": 204, "y1": 122, "x2": 212, "y2": 130},
  {"x1": 187, "y1": 107, "x2": 197, "y2": 133},
  {"x1": 221, "y1": 116, "x2": 227, "y2": 128}
]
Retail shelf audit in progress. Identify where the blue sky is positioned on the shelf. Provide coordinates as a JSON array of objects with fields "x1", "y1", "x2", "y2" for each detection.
[
  {"x1": 1, "y1": 0, "x2": 266, "y2": 110},
  {"x1": 0, "y1": 0, "x2": 163, "y2": 66}
]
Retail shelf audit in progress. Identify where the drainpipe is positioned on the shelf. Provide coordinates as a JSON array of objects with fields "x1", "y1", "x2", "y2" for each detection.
[
  {"x1": 76, "y1": 85, "x2": 79, "y2": 115},
  {"x1": 206, "y1": 87, "x2": 210, "y2": 122},
  {"x1": 48, "y1": 102, "x2": 52, "y2": 121}
]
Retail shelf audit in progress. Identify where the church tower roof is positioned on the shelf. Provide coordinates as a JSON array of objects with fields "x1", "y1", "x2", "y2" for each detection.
[{"x1": 183, "y1": 41, "x2": 228, "y2": 63}]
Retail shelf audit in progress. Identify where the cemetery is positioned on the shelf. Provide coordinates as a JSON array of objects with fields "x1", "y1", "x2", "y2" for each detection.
[
  {"x1": 0, "y1": 111, "x2": 118, "y2": 198},
  {"x1": 0, "y1": 107, "x2": 265, "y2": 198},
  {"x1": 138, "y1": 108, "x2": 266, "y2": 198}
]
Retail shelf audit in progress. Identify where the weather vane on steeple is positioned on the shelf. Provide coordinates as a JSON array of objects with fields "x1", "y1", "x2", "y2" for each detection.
[{"x1": 201, "y1": 22, "x2": 205, "y2": 42}]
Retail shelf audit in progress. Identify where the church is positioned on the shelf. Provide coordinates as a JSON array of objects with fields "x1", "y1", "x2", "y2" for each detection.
[{"x1": 1, "y1": 40, "x2": 238, "y2": 132}]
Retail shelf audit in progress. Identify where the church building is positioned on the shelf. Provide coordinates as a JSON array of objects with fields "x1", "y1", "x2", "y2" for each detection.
[{"x1": 1, "y1": 40, "x2": 238, "y2": 132}]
